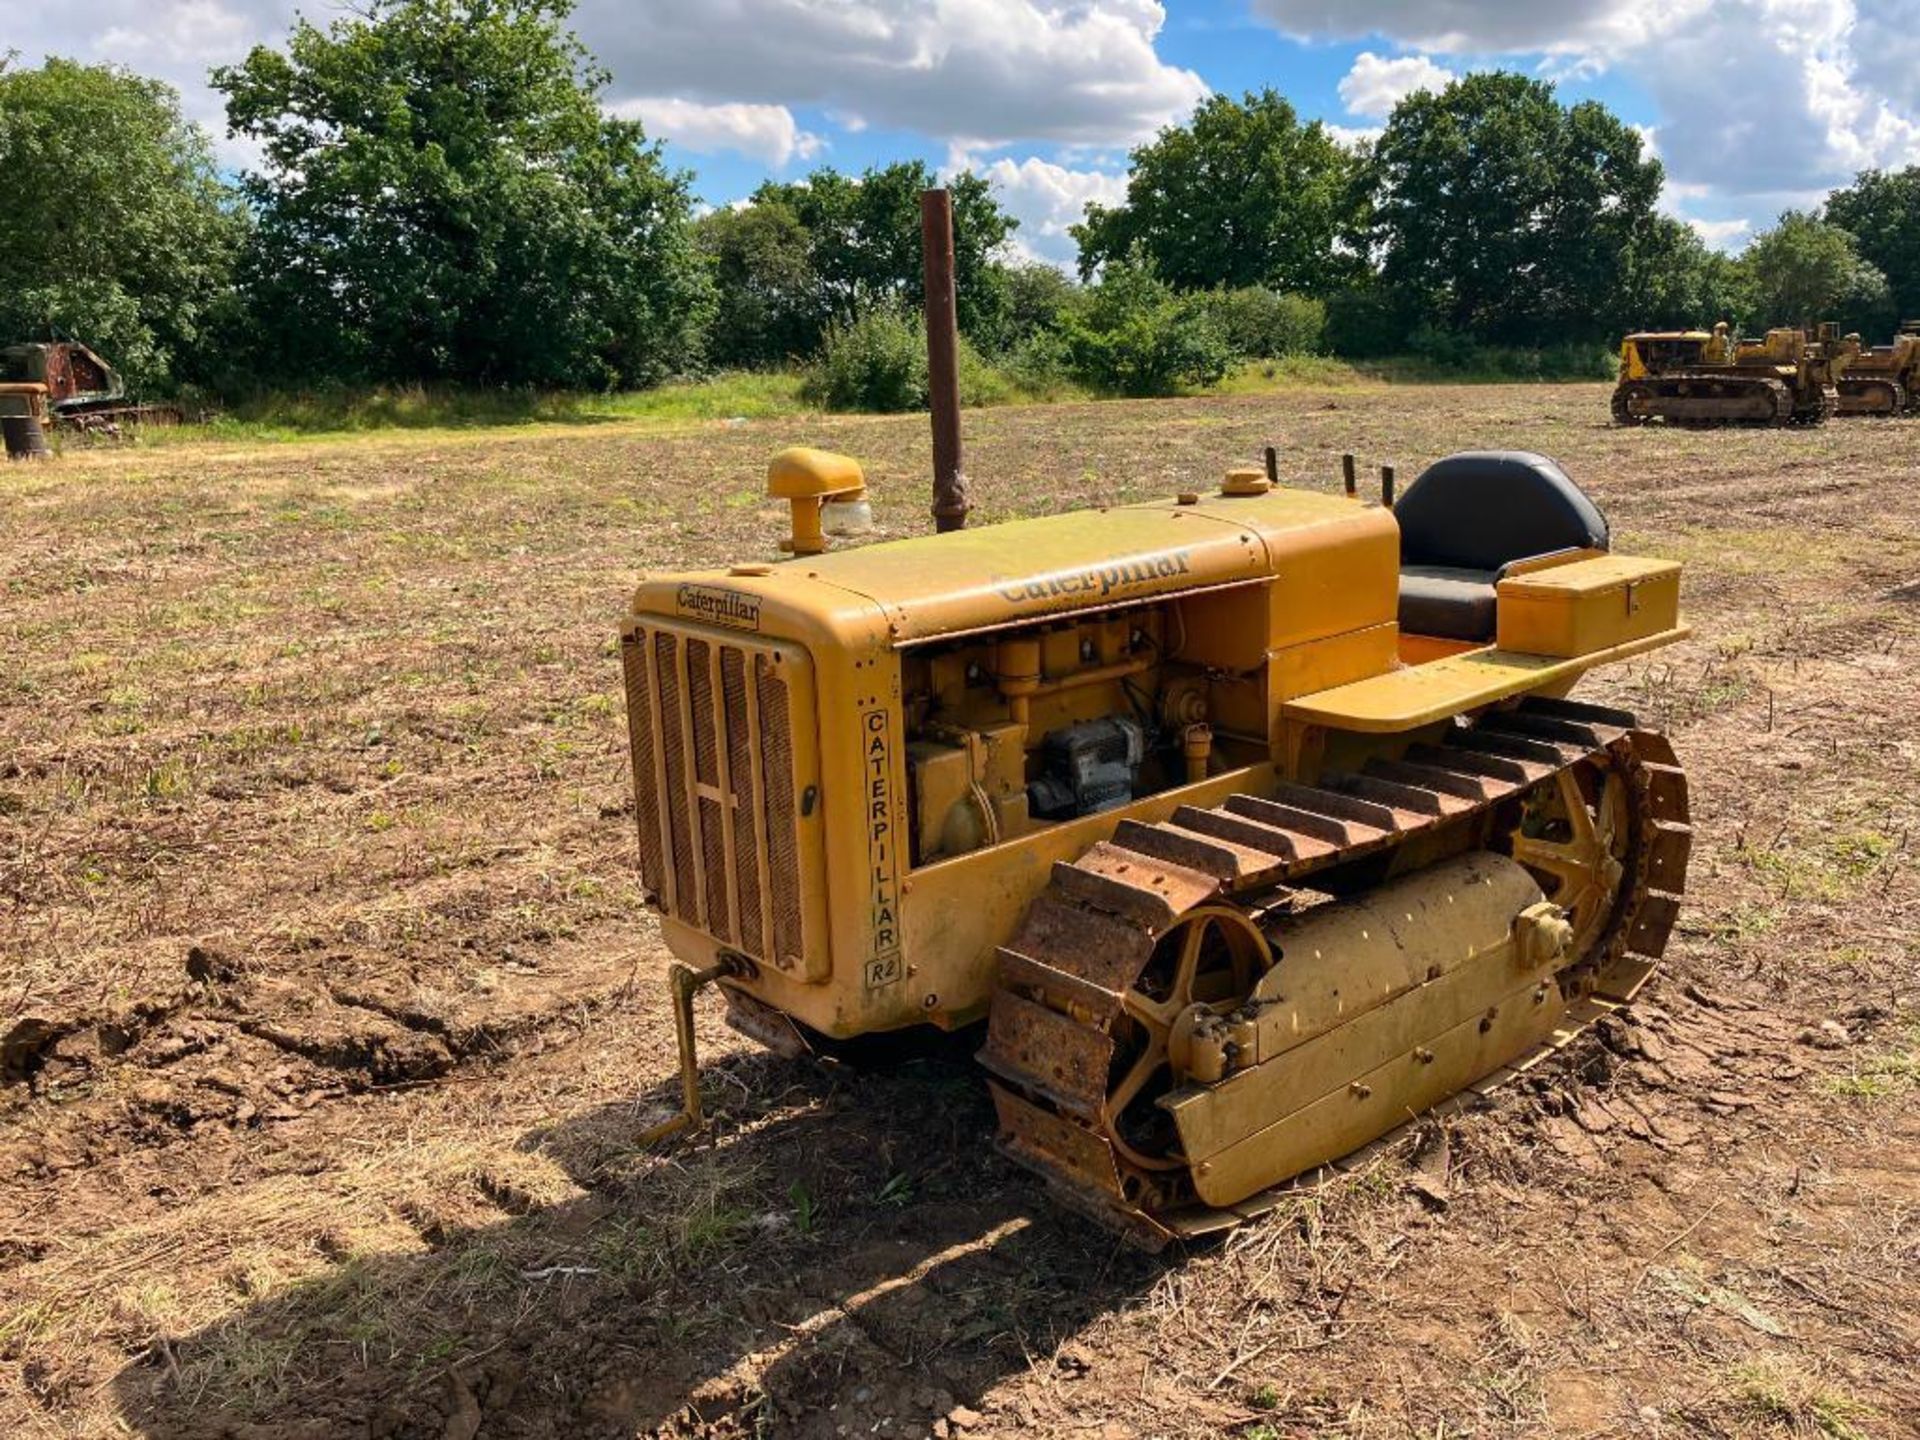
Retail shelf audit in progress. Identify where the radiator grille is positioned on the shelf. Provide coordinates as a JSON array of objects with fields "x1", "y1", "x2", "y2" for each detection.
[
  {"x1": 623, "y1": 623, "x2": 810, "y2": 970},
  {"x1": 758, "y1": 662, "x2": 804, "y2": 964},
  {"x1": 719, "y1": 648, "x2": 764, "y2": 958},
  {"x1": 619, "y1": 636, "x2": 665, "y2": 892},
  {"x1": 653, "y1": 631, "x2": 698, "y2": 918}
]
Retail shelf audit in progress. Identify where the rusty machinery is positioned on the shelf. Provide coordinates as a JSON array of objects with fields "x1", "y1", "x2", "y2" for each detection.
[
  {"x1": 1612, "y1": 321, "x2": 1850, "y2": 427},
  {"x1": 617, "y1": 445, "x2": 1693, "y2": 1246},
  {"x1": 0, "y1": 340, "x2": 182, "y2": 444},
  {"x1": 0, "y1": 381, "x2": 52, "y2": 460}
]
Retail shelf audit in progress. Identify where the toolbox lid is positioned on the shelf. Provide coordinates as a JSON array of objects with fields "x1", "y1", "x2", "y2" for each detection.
[{"x1": 1496, "y1": 553, "x2": 1679, "y2": 598}]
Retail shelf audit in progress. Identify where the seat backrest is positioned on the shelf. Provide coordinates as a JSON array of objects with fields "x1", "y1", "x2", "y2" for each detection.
[{"x1": 1396, "y1": 451, "x2": 1608, "y2": 572}]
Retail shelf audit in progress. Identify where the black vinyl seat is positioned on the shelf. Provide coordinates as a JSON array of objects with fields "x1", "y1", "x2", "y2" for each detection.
[
  {"x1": 1399, "y1": 564, "x2": 1501, "y2": 640},
  {"x1": 1395, "y1": 451, "x2": 1609, "y2": 642}
]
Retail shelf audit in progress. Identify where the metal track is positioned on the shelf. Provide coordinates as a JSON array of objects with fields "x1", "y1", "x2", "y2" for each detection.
[
  {"x1": 1836, "y1": 377, "x2": 1910, "y2": 417},
  {"x1": 1801, "y1": 385, "x2": 1840, "y2": 427},
  {"x1": 1613, "y1": 374, "x2": 1795, "y2": 427},
  {"x1": 978, "y1": 697, "x2": 1691, "y2": 1248}
]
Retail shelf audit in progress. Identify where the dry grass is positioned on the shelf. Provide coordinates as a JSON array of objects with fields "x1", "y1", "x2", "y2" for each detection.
[{"x1": 3, "y1": 383, "x2": 1919, "y2": 1438}]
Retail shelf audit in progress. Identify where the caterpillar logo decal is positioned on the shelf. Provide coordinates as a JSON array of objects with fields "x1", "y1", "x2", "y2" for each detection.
[
  {"x1": 995, "y1": 549, "x2": 1193, "y2": 605},
  {"x1": 675, "y1": 584, "x2": 761, "y2": 631},
  {"x1": 861, "y1": 707, "x2": 904, "y2": 989}
]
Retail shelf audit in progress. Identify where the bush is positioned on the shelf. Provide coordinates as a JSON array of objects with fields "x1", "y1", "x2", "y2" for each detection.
[
  {"x1": 805, "y1": 306, "x2": 925, "y2": 412},
  {"x1": 1200, "y1": 287, "x2": 1325, "y2": 359},
  {"x1": 1056, "y1": 258, "x2": 1233, "y2": 397},
  {"x1": 802, "y1": 304, "x2": 1013, "y2": 412},
  {"x1": 1000, "y1": 331, "x2": 1079, "y2": 397},
  {"x1": 1323, "y1": 286, "x2": 1406, "y2": 358},
  {"x1": 1404, "y1": 326, "x2": 1480, "y2": 370},
  {"x1": 956, "y1": 342, "x2": 1018, "y2": 407},
  {"x1": 1403, "y1": 329, "x2": 1615, "y2": 379}
]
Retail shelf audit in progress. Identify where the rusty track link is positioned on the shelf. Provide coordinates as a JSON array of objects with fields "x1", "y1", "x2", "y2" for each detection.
[{"x1": 978, "y1": 697, "x2": 1690, "y2": 1248}]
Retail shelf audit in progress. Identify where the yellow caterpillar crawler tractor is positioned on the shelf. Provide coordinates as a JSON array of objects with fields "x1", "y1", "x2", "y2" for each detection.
[
  {"x1": 621, "y1": 449, "x2": 1693, "y2": 1247},
  {"x1": 1836, "y1": 323, "x2": 1920, "y2": 416},
  {"x1": 1613, "y1": 321, "x2": 1847, "y2": 427}
]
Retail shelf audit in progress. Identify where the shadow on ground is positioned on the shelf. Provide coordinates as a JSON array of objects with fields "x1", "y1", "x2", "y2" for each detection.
[{"x1": 110, "y1": 1042, "x2": 1170, "y2": 1439}]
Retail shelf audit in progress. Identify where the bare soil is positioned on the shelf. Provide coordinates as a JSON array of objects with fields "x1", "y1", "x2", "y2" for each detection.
[{"x1": 2, "y1": 383, "x2": 1917, "y2": 1439}]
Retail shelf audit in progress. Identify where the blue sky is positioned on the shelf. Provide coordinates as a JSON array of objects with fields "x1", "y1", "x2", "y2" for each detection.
[{"x1": 10, "y1": 0, "x2": 1918, "y2": 267}]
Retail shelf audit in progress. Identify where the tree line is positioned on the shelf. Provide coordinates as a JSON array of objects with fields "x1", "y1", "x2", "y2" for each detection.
[{"x1": 2, "y1": 0, "x2": 1915, "y2": 405}]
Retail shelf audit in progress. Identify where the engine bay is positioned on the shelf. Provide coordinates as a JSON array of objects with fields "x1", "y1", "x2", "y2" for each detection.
[{"x1": 900, "y1": 596, "x2": 1265, "y2": 868}]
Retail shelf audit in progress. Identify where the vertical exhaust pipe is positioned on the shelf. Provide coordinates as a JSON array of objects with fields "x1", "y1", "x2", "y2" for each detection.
[{"x1": 921, "y1": 188, "x2": 968, "y2": 533}]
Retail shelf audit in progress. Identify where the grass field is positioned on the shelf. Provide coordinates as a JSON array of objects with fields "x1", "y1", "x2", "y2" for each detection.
[
  {"x1": 3, "y1": 384, "x2": 1918, "y2": 1438},
  {"x1": 117, "y1": 346, "x2": 1615, "y2": 445}
]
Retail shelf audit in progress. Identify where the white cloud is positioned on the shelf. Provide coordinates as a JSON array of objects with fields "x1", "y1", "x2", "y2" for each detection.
[
  {"x1": 14, "y1": 0, "x2": 1207, "y2": 176},
  {"x1": 962, "y1": 153, "x2": 1129, "y2": 268},
  {"x1": 1326, "y1": 124, "x2": 1385, "y2": 149},
  {"x1": 1254, "y1": 0, "x2": 1920, "y2": 203},
  {"x1": 11, "y1": 0, "x2": 279, "y2": 168},
  {"x1": 1650, "y1": 135, "x2": 1757, "y2": 253},
  {"x1": 1688, "y1": 216, "x2": 1754, "y2": 250},
  {"x1": 1250, "y1": 0, "x2": 1688, "y2": 54},
  {"x1": 16, "y1": 0, "x2": 1916, "y2": 243},
  {"x1": 570, "y1": 0, "x2": 1210, "y2": 147},
  {"x1": 1337, "y1": 52, "x2": 1454, "y2": 118},
  {"x1": 1630, "y1": 0, "x2": 1920, "y2": 198},
  {"x1": 95, "y1": 0, "x2": 254, "y2": 65},
  {"x1": 610, "y1": 98, "x2": 825, "y2": 168},
  {"x1": 1850, "y1": 0, "x2": 1920, "y2": 106}
]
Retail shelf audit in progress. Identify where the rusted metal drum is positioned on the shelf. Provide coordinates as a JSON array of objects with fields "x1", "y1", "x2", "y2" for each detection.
[{"x1": 0, "y1": 382, "x2": 52, "y2": 460}]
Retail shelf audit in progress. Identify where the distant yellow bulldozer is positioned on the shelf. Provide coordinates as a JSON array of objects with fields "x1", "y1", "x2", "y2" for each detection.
[
  {"x1": 1836, "y1": 323, "x2": 1920, "y2": 416},
  {"x1": 621, "y1": 448, "x2": 1693, "y2": 1246},
  {"x1": 1613, "y1": 322, "x2": 1848, "y2": 427}
]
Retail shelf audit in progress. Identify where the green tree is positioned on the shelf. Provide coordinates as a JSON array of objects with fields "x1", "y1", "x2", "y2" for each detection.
[
  {"x1": 1739, "y1": 211, "x2": 1890, "y2": 331},
  {"x1": 0, "y1": 58, "x2": 241, "y2": 390},
  {"x1": 1631, "y1": 218, "x2": 1752, "y2": 331},
  {"x1": 749, "y1": 162, "x2": 1016, "y2": 339},
  {"x1": 696, "y1": 200, "x2": 820, "y2": 367},
  {"x1": 215, "y1": 0, "x2": 711, "y2": 388},
  {"x1": 1824, "y1": 168, "x2": 1920, "y2": 322},
  {"x1": 978, "y1": 261, "x2": 1078, "y2": 355},
  {"x1": 1073, "y1": 91, "x2": 1362, "y2": 295},
  {"x1": 1365, "y1": 72, "x2": 1664, "y2": 345}
]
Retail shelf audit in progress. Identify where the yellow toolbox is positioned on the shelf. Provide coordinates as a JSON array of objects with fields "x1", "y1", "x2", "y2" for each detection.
[{"x1": 1496, "y1": 554, "x2": 1682, "y2": 658}]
